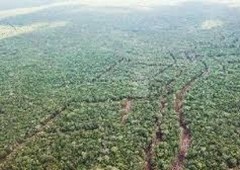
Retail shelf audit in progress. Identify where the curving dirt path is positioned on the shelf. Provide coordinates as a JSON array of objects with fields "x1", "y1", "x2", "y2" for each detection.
[
  {"x1": 120, "y1": 99, "x2": 132, "y2": 123},
  {"x1": 171, "y1": 68, "x2": 209, "y2": 170},
  {"x1": 144, "y1": 66, "x2": 183, "y2": 170}
]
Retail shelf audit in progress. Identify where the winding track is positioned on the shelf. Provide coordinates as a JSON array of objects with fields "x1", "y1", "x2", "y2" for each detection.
[
  {"x1": 120, "y1": 99, "x2": 132, "y2": 123},
  {"x1": 0, "y1": 56, "x2": 173, "y2": 167},
  {"x1": 0, "y1": 49, "x2": 212, "y2": 169},
  {"x1": 171, "y1": 66, "x2": 209, "y2": 170},
  {"x1": 145, "y1": 98, "x2": 166, "y2": 170},
  {"x1": 144, "y1": 68, "x2": 181, "y2": 170}
]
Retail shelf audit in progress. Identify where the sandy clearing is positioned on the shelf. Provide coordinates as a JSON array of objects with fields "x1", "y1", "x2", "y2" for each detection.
[{"x1": 0, "y1": 21, "x2": 67, "y2": 40}]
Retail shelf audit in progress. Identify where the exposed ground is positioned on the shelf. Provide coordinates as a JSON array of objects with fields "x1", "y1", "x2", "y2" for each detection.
[{"x1": 0, "y1": 1, "x2": 240, "y2": 170}]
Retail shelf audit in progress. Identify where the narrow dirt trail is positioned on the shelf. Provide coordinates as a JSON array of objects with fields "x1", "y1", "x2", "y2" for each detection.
[
  {"x1": 120, "y1": 99, "x2": 132, "y2": 123},
  {"x1": 172, "y1": 89, "x2": 191, "y2": 170},
  {"x1": 145, "y1": 68, "x2": 182, "y2": 170},
  {"x1": 171, "y1": 68, "x2": 208, "y2": 170},
  {"x1": 145, "y1": 98, "x2": 166, "y2": 170}
]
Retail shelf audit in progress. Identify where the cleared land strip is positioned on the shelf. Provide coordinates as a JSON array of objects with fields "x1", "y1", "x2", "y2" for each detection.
[
  {"x1": 145, "y1": 98, "x2": 166, "y2": 170},
  {"x1": 171, "y1": 66, "x2": 209, "y2": 170},
  {"x1": 120, "y1": 99, "x2": 132, "y2": 124},
  {"x1": 0, "y1": 56, "x2": 203, "y2": 168},
  {"x1": 144, "y1": 68, "x2": 182, "y2": 170}
]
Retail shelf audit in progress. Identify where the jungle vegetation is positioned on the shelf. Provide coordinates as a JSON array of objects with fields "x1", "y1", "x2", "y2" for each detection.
[{"x1": 0, "y1": 1, "x2": 240, "y2": 170}]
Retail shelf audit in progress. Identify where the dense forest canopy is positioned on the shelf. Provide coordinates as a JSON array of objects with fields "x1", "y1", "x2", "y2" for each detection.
[{"x1": 0, "y1": 0, "x2": 240, "y2": 170}]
